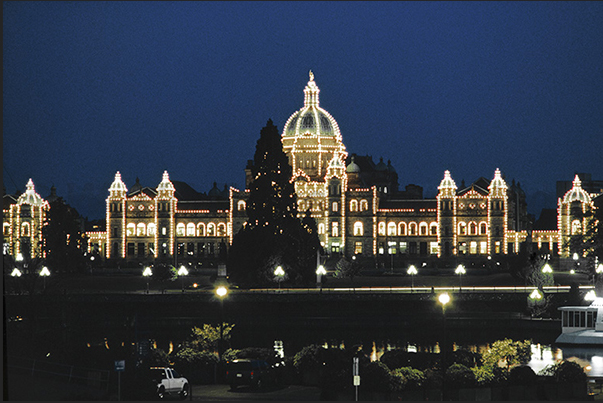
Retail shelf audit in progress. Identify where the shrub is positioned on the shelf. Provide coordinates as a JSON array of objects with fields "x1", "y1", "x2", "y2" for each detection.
[
  {"x1": 445, "y1": 363, "x2": 476, "y2": 388},
  {"x1": 391, "y1": 366, "x2": 425, "y2": 390},
  {"x1": 450, "y1": 349, "x2": 479, "y2": 368},
  {"x1": 361, "y1": 361, "x2": 396, "y2": 392},
  {"x1": 472, "y1": 365, "x2": 497, "y2": 386},
  {"x1": 508, "y1": 365, "x2": 537, "y2": 385},
  {"x1": 555, "y1": 360, "x2": 586, "y2": 383},
  {"x1": 424, "y1": 368, "x2": 443, "y2": 389}
]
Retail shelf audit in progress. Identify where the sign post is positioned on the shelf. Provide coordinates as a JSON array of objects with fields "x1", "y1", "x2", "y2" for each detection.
[
  {"x1": 114, "y1": 360, "x2": 125, "y2": 401},
  {"x1": 353, "y1": 357, "x2": 360, "y2": 401}
]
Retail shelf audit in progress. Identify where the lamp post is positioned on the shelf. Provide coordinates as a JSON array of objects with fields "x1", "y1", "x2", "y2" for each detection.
[
  {"x1": 215, "y1": 285, "x2": 229, "y2": 363},
  {"x1": 316, "y1": 265, "x2": 326, "y2": 290},
  {"x1": 11, "y1": 268, "x2": 22, "y2": 278},
  {"x1": 39, "y1": 266, "x2": 50, "y2": 291},
  {"x1": 455, "y1": 265, "x2": 465, "y2": 292},
  {"x1": 407, "y1": 265, "x2": 418, "y2": 291},
  {"x1": 274, "y1": 266, "x2": 285, "y2": 291},
  {"x1": 177, "y1": 265, "x2": 188, "y2": 293},
  {"x1": 594, "y1": 264, "x2": 603, "y2": 287},
  {"x1": 542, "y1": 263, "x2": 553, "y2": 274},
  {"x1": 438, "y1": 292, "x2": 451, "y2": 371},
  {"x1": 143, "y1": 266, "x2": 152, "y2": 294},
  {"x1": 584, "y1": 290, "x2": 597, "y2": 302},
  {"x1": 528, "y1": 288, "x2": 544, "y2": 318}
]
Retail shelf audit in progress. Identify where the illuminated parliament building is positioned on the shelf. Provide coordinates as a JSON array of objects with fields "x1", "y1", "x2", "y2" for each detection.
[{"x1": 4, "y1": 73, "x2": 601, "y2": 265}]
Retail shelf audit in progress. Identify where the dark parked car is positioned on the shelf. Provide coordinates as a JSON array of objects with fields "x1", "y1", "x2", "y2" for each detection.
[{"x1": 226, "y1": 359, "x2": 275, "y2": 390}]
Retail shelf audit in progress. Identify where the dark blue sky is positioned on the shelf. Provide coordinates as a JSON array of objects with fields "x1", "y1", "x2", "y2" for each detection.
[{"x1": 4, "y1": 2, "x2": 602, "y2": 220}]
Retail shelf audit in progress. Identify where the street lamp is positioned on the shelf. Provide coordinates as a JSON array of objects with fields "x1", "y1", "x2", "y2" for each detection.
[
  {"x1": 274, "y1": 266, "x2": 285, "y2": 291},
  {"x1": 584, "y1": 290, "x2": 597, "y2": 302},
  {"x1": 143, "y1": 266, "x2": 152, "y2": 294},
  {"x1": 316, "y1": 265, "x2": 326, "y2": 289},
  {"x1": 407, "y1": 265, "x2": 418, "y2": 291},
  {"x1": 215, "y1": 286, "x2": 229, "y2": 363},
  {"x1": 11, "y1": 268, "x2": 22, "y2": 278},
  {"x1": 455, "y1": 265, "x2": 466, "y2": 292},
  {"x1": 595, "y1": 264, "x2": 603, "y2": 286},
  {"x1": 177, "y1": 265, "x2": 189, "y2": 292},
  {"x1": 529, "y1": 289, "x2": 543, "y2": 301},
  {"x1": 39, "y1": 266, "x2": 50, "y2": 291},
  {"x1": 542, "y1": 263, "x2": 553, "y2": 274},
  {"x1": 438, "y1": 292, "x2": 451, "y2": 370}
]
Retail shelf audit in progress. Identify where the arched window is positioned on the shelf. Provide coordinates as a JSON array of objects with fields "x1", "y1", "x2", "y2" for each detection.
[
  {"x1": 176, "y1": 223, "x2": 185, "y2": 237},
  {"x1": 354, "y1": 221, "x2": 364, "y2": 236},
  {"x1": 137, "y1": 223, "x2": 146, "y2": 236},
  {"x1": 332, "y1": 202, "x2": 338, "y2": 212},
  {"x1": 398, "y1": 222, "x2": 407, "y2": 236},
  {"x1": 21, "y1": 222, "x2": 30, "y2": 237},
  {"x1": 217, "y1": 223, "x2": 226, "y2": 237},
  {"x1": 409, "y1": 222, "x2": 417, "y2": 236},
  {"x1": 197, "y1": 223, "x2": 205, "y2": 236},
  {"x1": 147, "y1": 223, "x2": 156, "y2": 236},
  {"x1": 388, "y1": 222, "x2": 397, "y2": 236},
  {"x1": 571, "y1": 220, "x2": 582, "y2": 235},
  {"x1": 480, "y1": 222, "x2": 487, "y2": 235},
  {"x1": 318, "y1": 223, "x2": 325, "y2": 234},
  {"x1": 187, "y1": 223, "x2": 195, "y2": 236},
  {"x1": 430, "y1": 222, "x2": 438, "y2": 235},
  {"x1": 332, "y1": 222, "x2": 339, "y2": 237},
  {"x1": 207, "y1": 223, "x2": 215, "y2": 236},
  {"x1": 419, "y1": 222, "x2": 428, "y2": 236},
  {"x1": 350, "y1": 200, "x2": 358, "y2": 212},
  {"x1": 378, "y1": 222, "x2": 386, "y2": 236},
  {"x1": 237, "y1": 200, "x2": 246, "y2": 211},
  {"x1": 3, "y1": 223, "x2": 10, "y2": 236},
  {"x1": 458, "y1": 222, "x2": 467, "y2": 235},
  {"x1": 360, "y1": 200, "x2": 369, "y2": 212},
  {"x1": 469, "y1": 222, "x2": 478, "y2": 236},
  {"x1": 126, "y1": 223, "x2": 135, "y2": 236}
]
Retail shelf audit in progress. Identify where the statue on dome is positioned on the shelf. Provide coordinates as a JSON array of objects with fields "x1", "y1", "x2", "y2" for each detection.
[{"x1": 309, "y1": 70, "x2": 314, "y2": 81}]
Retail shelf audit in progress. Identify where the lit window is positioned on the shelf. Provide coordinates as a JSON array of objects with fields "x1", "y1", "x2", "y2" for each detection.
[
  {"x1": 217, "y1": 223, "x2": 226, "y2": 236},
  {"x1": 360, "y1": 200, "x2": 368, "y2": 212},
  {"x1": 571, "y1": 220, "x2": 581, "y2": 235},
  {"x1": 430, "y1": 242, "x2": 439, "y2": 255},
  {"x1": 480, "y1": 241, "x2": 488, "y2": 254},
  {"x1": 399, "y1": 242, "x2": 408, "y2": 254},
  {"x1": 147, "y1": 223, "x2": 156, "y2": 236},
  {"x1": 197, "y1": 223, "x2": 205, "y2": 236},
  {"x1": 470, "y1": 241, "x2": 477, "y2": 254},
  {"x1": 354, "y1": 221, "x2": 364, "y2": 236},
  {"x1": 21, "y1": 222, "x2": 30, "y2": 237},
  {"x1": 398, "y1": 222, "x2": 407, "y2": 236},
  {"x1": 176, "y1": 223, "x2": 185, "y2": 237},
  {"x1": 332, "y1": 202, "x2": 338, "y2": 212},
  {"x1": 495, "y1": 241, "x2": 501, "y2": 254},
  {"x1": 378, "y1": 222, "x2": 386, "y2": 236},
  {"x1": 3, "y1": 223, "x2": 10, "y2": 236},
  {"x1": 458, "y1": 222, "x2": 467, "y2": 235},
  {"x1": 187, "y1": 223, "x2": 195, "y2": 236},
  {"x1": 137, "y1": 223, "x2": 146, "y2": 236},
  {"x1": 350, "y1": 200, "x2": 358, "y2": 212},
  {"x1": 126, "y1": 223, "x2": 135, "y2": 236},
  {"x1": 207, "y1": 223, "x2": 215, "y2": 236},
  {"x1": 237, "y1": 200, "x2": 246, "y2": 211},
  {"x1": 162, "y1": 227, "x2": 167, "y2": 236},
  {"x1": 419, "y1": 222, "x2": 428, "y2": 236},
  {"x1": 318, "y1": 223, "x2": 325, "y2": 234},
  {"x1": 430, "y1": 223, "x2": 438, "y2": 235},
  {"x1": 355, "y1": 242, "x2": 363, "y2": 255},
  {"x1": 409, "y1": 223, "x2": 417, "y2": 236},
  {"x1": 332, "y1": 222, "x2": 339, "y2": 237},
  {"x1": 388, "y1": 241, "x2": 397, "y2": 254}
]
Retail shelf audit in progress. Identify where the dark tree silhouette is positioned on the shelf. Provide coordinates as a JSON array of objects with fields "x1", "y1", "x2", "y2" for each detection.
[
  {"x1": 42, "y1": 198, "x2": 87, "y2": 274},
  {"x1": 227, "y1": 119, "x2": 321, "y2": 287}
]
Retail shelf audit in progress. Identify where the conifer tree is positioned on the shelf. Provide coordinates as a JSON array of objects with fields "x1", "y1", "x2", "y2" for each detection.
[{"x1": 228, "y1": 120, "x2": 321, "y2": 287}]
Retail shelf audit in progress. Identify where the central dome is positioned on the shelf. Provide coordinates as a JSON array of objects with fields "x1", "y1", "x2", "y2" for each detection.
[
  {"x1": 281, "y1": 71, "x2": 347, "y2": 181},
  {"x1": 282, "y1": 71, "x2": 342, "y2": 140}
]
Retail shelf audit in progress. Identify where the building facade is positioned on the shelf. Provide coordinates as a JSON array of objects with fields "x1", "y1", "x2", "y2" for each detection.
[{"x1": 5, "y1": 73, "x2": 600, "y2": 266}]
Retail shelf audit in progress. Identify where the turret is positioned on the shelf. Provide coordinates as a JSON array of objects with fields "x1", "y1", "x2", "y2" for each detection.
[
  {"x1": 488, "y1": 168, "x2": 508, "y2": 255},
  {"x1": 437, "y1": 170, "x2": 457, "y2": 257}
]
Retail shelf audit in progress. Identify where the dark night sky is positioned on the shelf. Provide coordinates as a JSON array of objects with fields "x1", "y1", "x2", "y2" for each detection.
[{"x1": 4, "y1": 2, "x2": 602, "y2": 220}]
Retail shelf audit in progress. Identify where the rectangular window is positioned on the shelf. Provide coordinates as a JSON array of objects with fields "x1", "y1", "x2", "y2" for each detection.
[
  {"x1": 388, "y1": 241, "x2": 397, "y2": 254},
  {"x1": 127, "y1": 243, "x2": 135, "y2": 256},
  {"x1": 331, "y1": 242, "x2": 340, "y2": 253},
  {"x1": 430, "y1": 242, "x2": 439, "y2": 255},
  {"x1": 162, "y1": 227, "x2": 167, "y2": 236},
  {"x1": 470, "y1": 241, "x2": 478, "y2": 254},
  {"x1": 458, "y1": 242, "x2": 467, "y2": 255},
  {"x1": 137, "y1": 243, "x2": 145, "y2": 257},
  {"x1": 480, "y1": 242, "x2": 487, "y2": 254},
  {"x1": 378, "y1": 242, "x2": 384, "y2": 255},
  {"x1": 149, "y1": 243, "x2": 155, "y2": 256},
  {"x1": 177, "y1": 242, "x2": 184, "y2": 256},
  {"x1": 187, "y1": 242, "x2": 194, "y2": 256},
  {"x1": 113, "y1": 227, "x2": 118, "y2": 237},
  {"x1": 197, "y1": 242, "x2": 205, "y2": 257},
  {"x1": 409, "y1": 242, "x2": 417, "y2": 255},
  {"x1": 355, "y1": 242, "x2": 362, "y2": 255},
  {"x1": 495, "y1": 241, "x2": 501, "y2": 254},
  {"x1": 208, "y1": 242, "x2": 215, "y2": 256},
  {"x1": 399, "y1": 242, "x2": 408, "y2": 254}
]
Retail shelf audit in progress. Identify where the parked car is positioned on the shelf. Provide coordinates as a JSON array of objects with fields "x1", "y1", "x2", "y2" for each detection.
[
  {"x1": 226, "y1": 359, "x2": 275, "y2": 390},
  {"x1": 149, "y1": 367, "x2": 189, "y2": 400}
]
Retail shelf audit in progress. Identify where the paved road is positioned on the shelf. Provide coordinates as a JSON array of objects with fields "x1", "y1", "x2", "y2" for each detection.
[{"x1": 190, "y1": 384, "x2": 321, "y2": 401}]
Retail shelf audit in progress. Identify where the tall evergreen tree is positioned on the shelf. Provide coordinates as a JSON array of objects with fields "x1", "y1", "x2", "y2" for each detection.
[
  {"x1": 42, "y1": 198, "x2": 87, "y2": 274},
  {"x1": 228, "y1": 120, "x2": 321, "y2": 287}
]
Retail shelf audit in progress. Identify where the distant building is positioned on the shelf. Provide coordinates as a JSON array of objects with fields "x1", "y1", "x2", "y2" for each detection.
[{"x1": 3, "y1": 179, "x2": 50, "y2": 259}]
